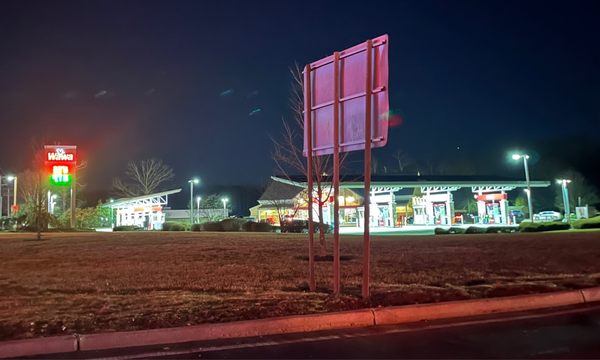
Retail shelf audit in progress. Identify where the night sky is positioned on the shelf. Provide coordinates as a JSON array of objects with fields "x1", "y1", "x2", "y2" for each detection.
[{"x1": 1, "y1": 0, "x2": 599, "y2": 204}]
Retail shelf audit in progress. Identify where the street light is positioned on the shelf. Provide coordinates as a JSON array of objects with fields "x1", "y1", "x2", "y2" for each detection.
[
  {"x1": 196, "y1": 196, "x2": 201, "y2": 223},
  {"x1": 512, "y1": 154, "x2": 533, "y2": 222},
  {"x1": 188, "y1": 178, "x2": 199, "y2": 225},
  {"x1": 557, "y1": 179, "x2": 572, "y2": 222},
  {"x1": 6, "y1": 176, "x2": 16, "y2": 217},
  {"x1": 109, "y1": 199, "x2": 114, "y2": 228},
  {"x1": 221, "y1": 197, "x2": 228, "y2": 217}
]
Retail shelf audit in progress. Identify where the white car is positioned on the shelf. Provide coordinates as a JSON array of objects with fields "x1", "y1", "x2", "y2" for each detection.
[{"x1": 534, "y1": 211, "x2": 562, "y2": 222}]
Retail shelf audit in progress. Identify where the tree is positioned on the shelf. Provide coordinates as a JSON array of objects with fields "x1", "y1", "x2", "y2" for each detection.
[
  {"x1": 272, "y1": 64, "x2": 348, "y2": 256},
  {"x1": 554, "y1": 169, "x2": 600, "y2": 211},
  {"x1": 199, "y1": 194, "x2": 222, "y2": 209},
  {"x1": 113, "y1": 159, "x2": 174, "y2": 197},
  {"x1": 392, "y1": 149, "x2": 414, "y2": 174},
  {"x1": 18, "y1": 169, "x2": 49, "y2": 239}
]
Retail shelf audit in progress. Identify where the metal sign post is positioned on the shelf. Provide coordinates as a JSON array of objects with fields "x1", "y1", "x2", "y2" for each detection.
[
  {"x1": 362, "y1": 40, "x2": 373, "y2": 300},
  {"x1": 304, "y1": 64, "x2": 316, "y2": 292},
  {"x1": 303, "y1": 35, "x2": 389, "y2": 299},
  {"x1": 332, "y1": 51, "x2": 341, "y2": 295}
]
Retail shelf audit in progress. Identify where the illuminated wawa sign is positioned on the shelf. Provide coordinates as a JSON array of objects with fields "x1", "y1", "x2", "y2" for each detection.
[
  {"x1": 47, "y1": 148, "x2": 74, "y2": 161},
  {"x1": 44, "y1": 145, "x2": 77, "y2": 186},
  {"x1": 45, "y1": 145, "x2": 77, "y2": 163}
]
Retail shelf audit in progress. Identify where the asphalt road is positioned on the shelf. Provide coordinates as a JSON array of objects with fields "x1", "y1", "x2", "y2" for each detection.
[{"x1": 46, "y1": 304, "x2": 600, "y2": 359}]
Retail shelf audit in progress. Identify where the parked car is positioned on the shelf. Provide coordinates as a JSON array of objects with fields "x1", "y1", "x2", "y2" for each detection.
[
  {"x1": 533, "y1": 211, "x2": 562, "y2": 222},
  {"x1": 509, "y1": 209, "x2": 525, "y2": 223}
]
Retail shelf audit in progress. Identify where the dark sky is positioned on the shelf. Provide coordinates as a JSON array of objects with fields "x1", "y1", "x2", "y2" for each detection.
[{"x1": 1, "y1": 0, "x2": 599, "y2": 196}]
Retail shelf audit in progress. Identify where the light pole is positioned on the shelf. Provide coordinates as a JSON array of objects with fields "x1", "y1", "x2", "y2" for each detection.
[
  {"x1": 0, "y1": 176, "x2": 3, "y2": 218},
  {"x1": 557, "y1": 179, "x2": 571, "y2": 222},
  {"x1": 221, "y1": 197, "x2": 228, "y2": 217},
  {"x1": 512, "y1": 154, "x2": 533, "y2": 222},
  {"x1": 196, "y1": 196, "x2": 201, "y2": 223},
  {"x1": 188, "y1": 178, "x2": 199, "y2": 225},
  {"x1": 6, "y1": 176, "x2": 16, "y2": 217},
  {"x1": 109, "y1": 199, "x2": 114, "y2": 228}
]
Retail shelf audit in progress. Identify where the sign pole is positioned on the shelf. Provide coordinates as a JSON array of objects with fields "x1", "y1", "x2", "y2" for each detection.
[
  {"x1": 362, "y1": 39, "x2": 373, "y2": 300},
  {"x1": 333, "y1": 51, "x2": 341, "y2": 295},
  {"x1": 305, "y1": 64, "x2": 316, "y2": 292},
  {"x1": 70, "y1": 176, "x2": 76, "y2": 228}
]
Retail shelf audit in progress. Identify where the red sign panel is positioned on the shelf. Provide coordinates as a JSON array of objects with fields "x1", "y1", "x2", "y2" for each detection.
[
  {"x1": 475, "y1": 193, "x2": 508, "y2": 201},
  {"x1": 303, "y1": 34, "x2": 389, "y2": 156}
]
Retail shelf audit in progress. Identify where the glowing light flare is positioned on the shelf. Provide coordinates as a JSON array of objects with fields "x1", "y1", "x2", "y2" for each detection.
[{"x1": 383, "y1": 110, "x2": 403, "y2": 128}]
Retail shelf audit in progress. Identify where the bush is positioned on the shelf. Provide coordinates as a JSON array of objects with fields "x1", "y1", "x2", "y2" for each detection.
[
  {"x1": 448, "y1": 227, "x2": 466, "y2": 234},
  {"x1": 519, "y1": 221, "x2": 570, "y2": 232},
  {"x1": 572, "y1": 216, "x2": 600, "y2": 229},
  {"x1": 220, "y1": 218, "x2": 246, "y2": 232},
  {"x1": 465, "y1": 226, "x2": 486, "y2": 234},
  {"x1": 281, "y1": 220, "x2": 331, "y2": 233},
  {"x1": 254, "y1": 222, "x2": 273, "y2": 232},
  {"x1": 113, "y1": 225, "x2": 144, "y2": 231},
  {"x1": 202, "y1": 222, "x2": 223, "y2": 231},
  {"x1": 434, "y1": 227, "x2": 449, "y2": 235},
  {"x1": 191, "y1": 223, "x2": 203, "y2": 231},
  {"x1": 162, "y1": 222, "x2": 185, "y2": 231},
  {"x1": 485, "y1": 226, "x2": 517, "y2": 234},
  {"x1": 241, "y1": 221, "x2": 273, "y2": 232}
]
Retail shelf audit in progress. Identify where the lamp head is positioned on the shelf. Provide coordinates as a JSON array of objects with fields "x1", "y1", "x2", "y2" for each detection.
[{"x1": 6, "y1": 175, "x2": 15, "y2": 181}]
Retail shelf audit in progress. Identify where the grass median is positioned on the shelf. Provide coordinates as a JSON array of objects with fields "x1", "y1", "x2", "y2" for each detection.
[{"x1": 1, "y1": 231, "x2": 599, "y2": 341}]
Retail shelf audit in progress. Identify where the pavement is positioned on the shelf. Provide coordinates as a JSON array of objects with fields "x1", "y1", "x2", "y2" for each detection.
[{"x1": 30, "y1": 304, "x2": 600, "y2": 359}]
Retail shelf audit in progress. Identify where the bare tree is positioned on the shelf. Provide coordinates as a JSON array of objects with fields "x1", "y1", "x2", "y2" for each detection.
[
  {"x1": 392, "y1": 149, "x2": 413, "y2": 174},
  {"x1": 18, "y1": 169, "x2": 48, "y2": 240},
  {"x1": 272, "y1": 64, "x2": 348, "y2": 256},
  {"x1": 113, "y1": 159, "x2": 174, "y2": 197}
]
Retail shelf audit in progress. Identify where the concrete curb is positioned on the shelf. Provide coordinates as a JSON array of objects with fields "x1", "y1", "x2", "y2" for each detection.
[
  {"x1": 581, "y1": 287, "x2": 600, "y2": 303},
  {"x1": 373, "y1": 289, "x2": 585, "y2": 325},
  {"x1": 78, "y1": 308, "x2": 375, "y2": 351},
  {"x1": 0, "y1": 335, "x2": 77, "y2": 359},
  {"x1": 1, "y1": 287, "x2": 599, "y2": 358}
]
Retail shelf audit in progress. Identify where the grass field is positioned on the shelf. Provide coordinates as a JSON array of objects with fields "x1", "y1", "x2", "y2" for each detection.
[{"x1": 1, "y1": 230, "x2": 600, "y2": 341}]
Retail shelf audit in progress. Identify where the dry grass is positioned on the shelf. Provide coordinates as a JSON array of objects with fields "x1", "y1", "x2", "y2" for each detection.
[{"x1": 1, "y1": 230, "x2": 599, "y2": 340}]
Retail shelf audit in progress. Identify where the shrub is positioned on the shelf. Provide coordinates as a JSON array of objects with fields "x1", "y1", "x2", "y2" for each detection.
[
  {"x1": 191, "y1": 223, "x2": 203, "y2": 231},
  {"x1": 465, "y1": 226, "x2": 486, "y2": 234},
  {"x1": 241, "y1": 221, "x2": 273, "y2": 232},
  {"x1": 434, "y1": 227, "x2": 449, "y2": 235},
  {"x1": 113, "y1": 225, "x2": 144, "y2": 231},
  {"x1": 572, "y1": 216, "x2": 600, "y2": 229},
  {"x1": 519, "y1": 221, "x2": 570, "y2": 232},
  {"x1": 485, "y1": 226, "x2": 517, "y2": 234},
  {"x1": 202, "y1": 222, "x2": 223, "y2": 231},
  {"x1": 162, "y1": 222, "x2": 185, "y2": 231},
  {"x1": 242, "y1": 221, "x2": 254, "y2": 232},
  {"x1": 448, "y1": 227, "x2": 466, "y2": 234},
  {"x1": 253, "y1": 222, "x2": 272, "y2": 232},
  {"x1": 220, "y1": 218, "x2": 246, "y2": 231}
]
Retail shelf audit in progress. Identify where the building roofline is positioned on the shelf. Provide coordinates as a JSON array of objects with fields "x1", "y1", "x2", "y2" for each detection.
[
  {"x1": 271, "y1": 176, "x2": 551, "y2": 189},
  {"x1": 106, "y1": 188, "x2": 182, "y2": 207}
]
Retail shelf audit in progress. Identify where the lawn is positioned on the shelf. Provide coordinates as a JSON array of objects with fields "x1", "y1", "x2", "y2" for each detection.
[{"x1": 1, "y1": 230, "x2": 599, "y2": 341}]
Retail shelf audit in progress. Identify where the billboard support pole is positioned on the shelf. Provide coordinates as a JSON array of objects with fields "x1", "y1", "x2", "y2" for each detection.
[
  {"x1": 362, "y1": 39, "x2": 373, "y2": 300},
  {"x1": 305, "y1": 64, "x2": 316, "y2": 292},
  {"x1": 332, "y1": 51, "x2": 341, "y2": 295}
]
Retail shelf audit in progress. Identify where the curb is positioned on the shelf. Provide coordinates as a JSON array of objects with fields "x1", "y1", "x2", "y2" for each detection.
[
  {"x1": 373, "y1": 289, "x2": 585, "y2": 325},
  {"x1": 78, "y1": 308, "x2": 375, "y2": 351},
  {"x1": 1, "y1": 287, "x2": 599, "y2": 358},
  {"x1": 0, "y1": 335, "x2": 77, "y2": 359}
]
